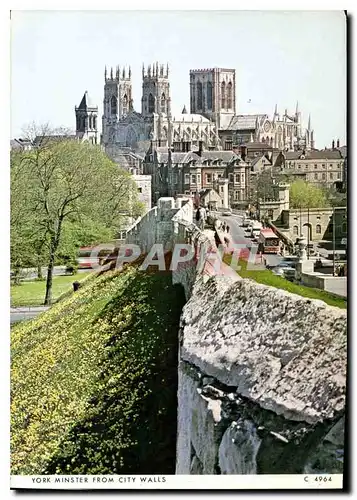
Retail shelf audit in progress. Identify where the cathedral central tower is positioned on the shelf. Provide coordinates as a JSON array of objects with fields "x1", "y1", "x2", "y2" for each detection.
[{"x1": 189, "y1": 67, "x2": 236, "y2": 128}]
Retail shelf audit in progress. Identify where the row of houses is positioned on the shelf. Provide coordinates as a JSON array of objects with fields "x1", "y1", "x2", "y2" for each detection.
[
  {"x1": 11, "y1": 133, "x2": 347, "y2": 216},
  {"x1": 142, "y1": 139, "x2": 347, "y2": 208}
]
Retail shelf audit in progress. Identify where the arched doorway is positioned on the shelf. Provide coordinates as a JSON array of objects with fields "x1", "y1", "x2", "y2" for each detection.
[{"x1": 302, "y1": 223, "x2": 312, "y2": 242}]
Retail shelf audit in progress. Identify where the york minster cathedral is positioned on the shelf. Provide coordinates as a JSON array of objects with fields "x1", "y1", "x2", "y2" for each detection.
[{"x1": 75, "y1": 63, "x2": 315, "y2": 160}]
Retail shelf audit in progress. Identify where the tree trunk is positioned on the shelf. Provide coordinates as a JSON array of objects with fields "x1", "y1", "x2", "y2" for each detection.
[
  {"x1": 13, "y1": 267, "x2": 21, "y2": 286},
  {"x1": 44, "y1": 249, "x2": 55, "y2": 305},
  {"x1": 44, "y1": 220, "x2": 63, "y2": 305},
  {"x1": 37, "y1": 262, "x2": 43, "y2": 279}
]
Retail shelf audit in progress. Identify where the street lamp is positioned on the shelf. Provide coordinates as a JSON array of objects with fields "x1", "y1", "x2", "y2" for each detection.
[{"x1": 332, "y1": 207, "x2": 336, "y2": 276}]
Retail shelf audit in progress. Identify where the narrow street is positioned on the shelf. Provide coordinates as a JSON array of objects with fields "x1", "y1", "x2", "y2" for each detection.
[{"x1": 215, "y1": 213, "x2": 284, "y2": 267}]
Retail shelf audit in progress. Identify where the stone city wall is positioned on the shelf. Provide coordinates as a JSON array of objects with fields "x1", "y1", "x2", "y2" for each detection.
[{"x1": 124, "y1": 197, "x2": 347, "y2": 475}]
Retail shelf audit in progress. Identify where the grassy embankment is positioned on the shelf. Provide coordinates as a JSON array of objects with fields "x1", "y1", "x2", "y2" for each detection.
[
  {"x1": 11, "y1": 273, "x2": 92, "y2": 307},
  {"x1": 11, "y1": 264, "x2": 185, "y2": 474},
  {"x1": 223, "y1": 255, "x2": 347, "y2": 309}
]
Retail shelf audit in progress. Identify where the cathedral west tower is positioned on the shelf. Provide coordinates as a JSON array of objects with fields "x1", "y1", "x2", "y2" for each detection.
[
  {"x1": 141, "y1": 62, "x2": 170, "y2": 117},
  {"x1": 102, "y1": 65, "x2": 133, "y2": 145}
]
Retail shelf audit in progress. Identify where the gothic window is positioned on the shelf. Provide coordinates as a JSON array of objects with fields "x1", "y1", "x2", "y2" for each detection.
[
  {"x1": 197, "y1": 81, "x2": 203, "y2": 110},
  {"x1": 76, "y1": 116, "x2": 80, "y2": 130},
  {"x1": 207, "y1": 81, "x2": 213, "y2": 110},
  {"x1": 93, "y1": 116, "x2": 97, "y2": 129},
  {"x1": 226, "y1": 81, "x2": 232, "y2": 109},
  {"x1": 81, "y1": 117, "x2": 85, "y2": 130},
  {"x1": 161, "y1": 93, "x2": 166, "y2": 114},
  {"x1": 316, "y1": 224, "x2": 321, "y2": 234},
  {"x1": 89, "y1": 116, "x2": 92, "y2": 129},
  {"x1": 148, "y1": 93, "x2": 155, "y2": 113},
  {"x1": 293, "y1": 225, "x2": 299, "y2": 235},
  {"x1": 111, "y1": 95, "x2": 117, "y2": 116},
  {"x1": 123, "y1": 94, "x2": 128, "y2": 115},
  {"x1": 126, "y1": 127, "x2": 138, "y2": 148},
  {"x1": 221, "y1": 81, "x2": 226, "y2": 109}
]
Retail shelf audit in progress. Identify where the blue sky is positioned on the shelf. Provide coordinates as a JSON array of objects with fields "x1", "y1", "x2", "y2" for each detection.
[{"x1": 10, "y1": 10, "x2": 346, "y2": 148}]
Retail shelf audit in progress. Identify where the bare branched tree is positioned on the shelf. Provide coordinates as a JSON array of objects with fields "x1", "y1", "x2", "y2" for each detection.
[{"x1": 12, "y1": 124, "x2": 143, "y2": 304}]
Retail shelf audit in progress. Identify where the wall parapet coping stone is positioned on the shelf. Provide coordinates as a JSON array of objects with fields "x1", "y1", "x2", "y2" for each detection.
[{"x1": 179, "y1": 275, "x2": 346, "y2": 425}]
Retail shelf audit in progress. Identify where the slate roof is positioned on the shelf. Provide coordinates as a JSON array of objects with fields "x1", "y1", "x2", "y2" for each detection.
[
  {"x1": 284, "y1": 150, "x2": 343, "y2": 161},
  {"x1": 33, "y1": 134, "x2": 77, "y2": 147},
  {"x1": 222, "y1": 114, "x2": 267, "y2": 131},
  {"x1": 200, "y1": 151, "x2": 239, "y2": 163},
  {"x1": 156, "y1": 150, "x2": 201, "y2": 164},
  {"x1": 250, "y1": 155, "x2": 271, "y2": 168},
  {"x1": 240, "y1": 141, "x2": 273, "y2": 149},
  {"x1": 171, "y1": 113, "x2": 211, "y2": 123},
  {"x1": 10, "y1": 138, "x2": 33, "y2": 150},
  {"x1": 77, "y1": 91, "x2": 98, "y2": 110}
]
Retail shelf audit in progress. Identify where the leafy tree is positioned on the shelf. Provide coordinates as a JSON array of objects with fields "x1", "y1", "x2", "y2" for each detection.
[
  {"x1": 289, "y1": 179, "x2": 330, "y2": 209},
  {"x1": 250, "y1": 168, "x2": 285, "y2": 202},
  {"x1": 321, "y1": 185, "x2": 347, "y2": 208},
  {"x1": 11, "y1": 124, "x2": 144, "y2": 304}
]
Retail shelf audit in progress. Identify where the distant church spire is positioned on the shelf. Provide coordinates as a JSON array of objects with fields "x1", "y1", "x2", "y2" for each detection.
[
  {"x1": 273, "y1": 103, "x2": 278, "y2": 122},
  {"x1": 182, "y1": 104, "x2": 187, "y2": 114},
  {"x1": 295, "y1": 100, "x2": 299, "y2": 115},
  {"x1": 104, "y1": 66, "x2": 107, "y2": 80},
  {"x1": 308, "y1": 113, "x2": 311, "y2": 130}
]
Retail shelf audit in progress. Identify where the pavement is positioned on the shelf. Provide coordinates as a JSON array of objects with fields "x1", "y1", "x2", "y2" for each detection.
[
  {"x1": 10, "y1": 306, "x2": 50, "y2": 325},
  {"x1": 11, "y1": 266, "x2": 88, "y2": 281}
]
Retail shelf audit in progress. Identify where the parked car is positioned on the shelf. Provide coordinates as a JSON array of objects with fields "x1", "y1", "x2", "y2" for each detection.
[
  {"x1": 242, "y1": 217, "x2": 252, "y2": 227},
  {"x1": 222, "y1": 209, "x2": 232, "y2": 216}
]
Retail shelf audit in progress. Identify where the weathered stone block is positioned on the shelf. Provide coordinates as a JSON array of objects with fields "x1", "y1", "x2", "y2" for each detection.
[
  {"x1": 180, "y1": 276, "x2": 347, "y2": 425},
  {"x1": 219, "y1": 420, "x2": 262, "y2": 474}
]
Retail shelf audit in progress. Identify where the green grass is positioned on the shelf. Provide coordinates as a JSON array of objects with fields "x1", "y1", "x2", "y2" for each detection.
[
  {"x1": 223, "y1": 255, "x2": 347, "y2": 309},
  {"x1": 10, "y1": 272, "x2": 92, "y2": 307},
  {"x1": 11, "y1": 265, "x2": 185, "y2": 475}
]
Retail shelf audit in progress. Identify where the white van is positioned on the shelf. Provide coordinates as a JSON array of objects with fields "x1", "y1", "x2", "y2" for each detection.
[{"x1": 249, "y1": 222, "x2": 262, "y2": 239}]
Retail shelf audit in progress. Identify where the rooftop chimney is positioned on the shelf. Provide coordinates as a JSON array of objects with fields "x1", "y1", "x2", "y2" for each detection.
[
  {"x1": 337, "y1": 138, "x2": 340, "y2": 148},
  {"x1": 198, "y1": 140, "x2": 204, "y2": 156},
  {"x1": 332, "y1": 139, "x2": 335, "y2": 150}
]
